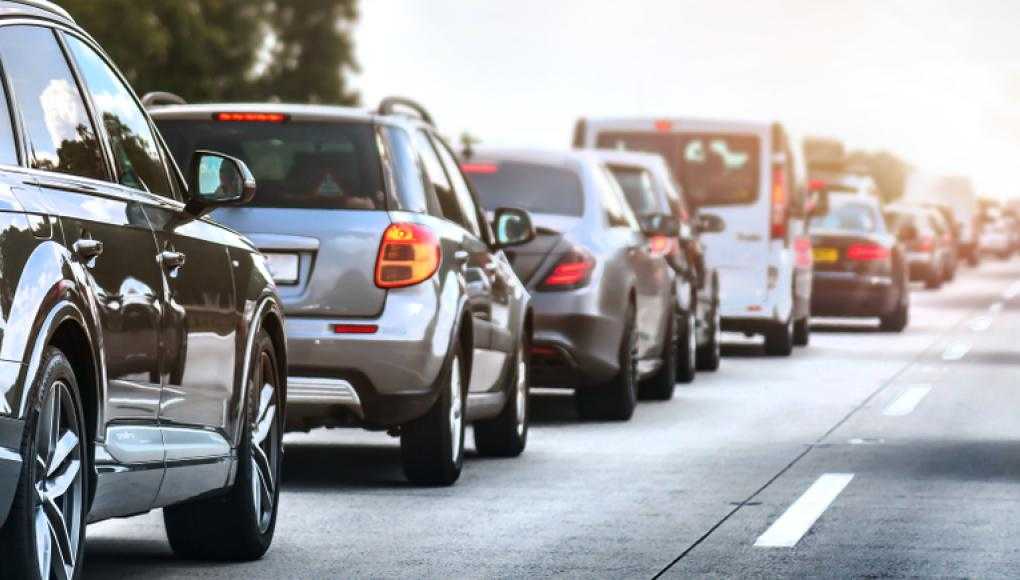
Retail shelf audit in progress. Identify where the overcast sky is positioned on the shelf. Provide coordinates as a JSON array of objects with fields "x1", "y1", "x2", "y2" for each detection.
[{"x1": 354, "y1": 1, "x2": 1020, "y2": 198}]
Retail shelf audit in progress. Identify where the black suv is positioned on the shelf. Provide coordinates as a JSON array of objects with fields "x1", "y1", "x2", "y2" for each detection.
[{"x1": 0, "y1": 2, "x2": 286, "y2": 577}]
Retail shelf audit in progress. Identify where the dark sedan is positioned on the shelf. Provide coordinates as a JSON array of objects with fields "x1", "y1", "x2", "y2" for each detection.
[{"x1": 809, "y1": 193, "x2": 909, "y2": 331}]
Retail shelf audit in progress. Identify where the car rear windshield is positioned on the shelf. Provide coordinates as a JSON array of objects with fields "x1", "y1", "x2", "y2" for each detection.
[
  {"x1": 607, "y1": 165, "x2": 660, "y2": 216},
  {"x1": 810, "y1": 195, "x2": 881, "y2": 233},
  {"x1": 157, "y1": 119, "x2": 385, "y2": 210},
  {"x1": 595, "y1": 131, "x2": 760, "y2": 207},
  {"x1": 462, "y1": 161, "x2": 583, "y2": 216}
]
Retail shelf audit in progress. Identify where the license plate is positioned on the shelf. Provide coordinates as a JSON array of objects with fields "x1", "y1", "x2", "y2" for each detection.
[
  {"x1": 264, "y1": 253, "x2": 299, "y2": 284},
  {"x1": 813, "y1": 247, "x2": 839, "y2": 263}
]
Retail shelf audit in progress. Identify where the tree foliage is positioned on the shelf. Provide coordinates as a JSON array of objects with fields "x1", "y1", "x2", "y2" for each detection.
[
  {"x1": 846, "y1": 150, "x2": 912, "y2": 202},
  {"x1": 56, "y1": 0, "x2": 359, "y2": 105}
]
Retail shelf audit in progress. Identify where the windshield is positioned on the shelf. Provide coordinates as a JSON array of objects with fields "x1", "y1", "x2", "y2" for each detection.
[
  {"x1": 596, "y1": 131, "x2": 760, "y2": 206},
  {"x1": 462, "y1": 160, "x2": 583, "y2": 216},
  {"x1": 810, "y1": 196, "x2": 882, "y2": 233},
  {"x1": 156, "y1": 119, "x2": 384, "y2": 210}
]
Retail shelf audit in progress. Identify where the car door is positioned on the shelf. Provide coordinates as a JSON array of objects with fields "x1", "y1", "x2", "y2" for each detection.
[
  {"x1": 0, "y1": 25, "x2": 166, "y2": 517},
  {"x1": 59, "y1": 32, "x2": 236, "y2": 504}
]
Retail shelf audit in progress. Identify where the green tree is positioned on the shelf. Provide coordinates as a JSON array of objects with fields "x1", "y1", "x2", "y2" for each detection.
[{"x1": 56, "y1": 0, "x2": 359, "y2": 105}]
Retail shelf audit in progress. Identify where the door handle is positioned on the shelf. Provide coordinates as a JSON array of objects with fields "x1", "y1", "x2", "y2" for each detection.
[
  {"x1": 72, "y1": 239, "x2": 103, "y2": 262},
  {"x1": 159, "y1": 250, "x2": 186, "y2": 270}
]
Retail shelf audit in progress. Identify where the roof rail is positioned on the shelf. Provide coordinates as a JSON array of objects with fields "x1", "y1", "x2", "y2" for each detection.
[
  {"x1": 377, "y1": 96, "x2": 433, "y2": 126},
  {"x1": 8, "y1": 0, "x2": 73, "y2": 20},
  {"x1": 141, "y1": 92, "x2": 187, "y2": 109}
]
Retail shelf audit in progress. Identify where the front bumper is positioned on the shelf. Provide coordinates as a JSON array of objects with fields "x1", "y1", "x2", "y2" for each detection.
[
  {"x1": 0, "y1": 417, "x2": 24, "y2": 526},
  {"x1": 811, "y1": 272, "x2": 896, "y2": 317}
]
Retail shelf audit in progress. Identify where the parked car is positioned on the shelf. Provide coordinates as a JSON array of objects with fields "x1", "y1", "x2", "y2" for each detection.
[
  {"x1": 592, "y1": 149, "x2": 724, "y2": 385},
  {"x1": 808, "y1": 191, "x2": 909, "y2": 331},
  {"x1": 152, "y1": 98, "x2": 535, "y2": 486},
  {"x1": 0, "y1": 2, "x2": 287, "y2": 576},
  {"x1": 462, "y1": 149, "x2": 675, "y2": 418},
  {"x1": 576, "y1": 118, "x2": 814, "y2": 355},
  {"x1": 884, "y1": 204, "x2": 953, "y2": 289}
]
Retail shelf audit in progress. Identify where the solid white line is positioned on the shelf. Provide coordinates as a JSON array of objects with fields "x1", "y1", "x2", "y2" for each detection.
[
  {"x1": 754, "y1": 473, "x2": 854, "y2": 548},
  {"x1": 942, "y1": 341, "x2": 971, "y2": 361},
  {"x1": 882, "y1": 385, "x2": 932, "y2": 416}
]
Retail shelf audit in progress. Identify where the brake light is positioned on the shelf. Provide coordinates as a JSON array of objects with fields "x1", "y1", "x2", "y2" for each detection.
[
  {"x1": 916, "y1": 237, "x2": 934, "y2": 252},
  {"x1": 654, "y1": 119, "x2": 673, "y2": 132},
  {"x1": 846, "y1": 243, "x2": 890, "y2": 261},
  {"x1": 808, "y1": 179, "x2": 827, "y2": 192},
  {"x1": 460, "y1": 163, "x2": 499, "y2": 174},
  {"x1": 332, "y1": 324, "x2": 378, "y2": 334},
  {"x1": 771, "y1": 164, "x2": 788, "y2": 239},
  {"x1": 540, "y1": 248, "x2": 595, "y2": 290},
  {"x1": 214, "y1": 112, "x2": 288, "y2": 123},
  {"x1": 647, "y1": 235, "x2": 675, "y2": 258},
  {"x1": 375, "y1": 223, "x2": 441, "y2": 288}
]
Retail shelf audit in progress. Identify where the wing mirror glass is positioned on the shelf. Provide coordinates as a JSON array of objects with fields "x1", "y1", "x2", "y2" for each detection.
[
  {"x1": 187, "y1": 150, "x2": 256, "y2": 215},
  {"x1": 493, "y1": 207, "x2": 536, "y2": 248}
]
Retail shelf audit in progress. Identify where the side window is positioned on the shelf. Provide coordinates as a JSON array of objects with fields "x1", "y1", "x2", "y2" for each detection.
[
  {"x1": 0, "y1": 62, "x2": 17, "y2": 165},
  {"x1": 430, "y1": 135, "x2": 482, "y2": 237},
  {"x1": 64, "y1": 34, "x2": 172, "y2": 197},
  {"x1": 0, "y1": 26, "x2": 105, "y2": 180},
  {"x1": 595, "y1": 165, "x2": 639, "y2": 229},
  {"x1": 412, "y1": 129, "x2": 473, "y2": 231},
  {"x1": 384, "y1": 125, "x2": 436, "y2": 214}
]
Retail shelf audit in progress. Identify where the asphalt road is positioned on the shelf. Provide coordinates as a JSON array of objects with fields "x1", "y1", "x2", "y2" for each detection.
[{"x1": 84, "y1": 259, "x2": 1020, "y2": 578}]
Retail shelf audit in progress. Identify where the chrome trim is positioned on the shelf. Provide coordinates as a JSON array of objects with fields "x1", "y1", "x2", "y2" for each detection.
[
  {"x1": 287, "y1": 377, "x2": 361, "y2": 407},
  {"x1": 102, "y1": 425, "x2": 163, "y2": 464},
  {"x1": 162, "y1": 426, "x2": 230, "y2": 462},
  {"x1": 247, "y1": 233, "x2": 320, "y2": 252}
]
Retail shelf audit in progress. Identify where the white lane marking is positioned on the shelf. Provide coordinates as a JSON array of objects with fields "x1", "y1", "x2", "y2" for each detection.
[
  {"x1": 942, "y1": 341, "x2": 971, "y2": 361},
  {"x1": 1003, "y1": 281, "x2": 1020, "y2": 300},
  {"x1": 882, "y1": 385, "x2": 932, "y2": 416},
  {"x1": 969, "y1": 316, "x2": 993, "y2": 332},
  {"x1": 848, "y1": 437, "x2": 884, "y2": 445},
  {"x1": 989, "y1": 302, "x2": 1004, "y2": 314},
  {"x1": 755, "y1": 473, "x2": 854, "y2": 548}
]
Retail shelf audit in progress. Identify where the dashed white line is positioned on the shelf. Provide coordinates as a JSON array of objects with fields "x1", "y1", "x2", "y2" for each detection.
[
  {"x1": 989, "y1": 301, "x2": 1004, "y2": 314},
  {"x1": 969, "y1": 315, "x2": 993, "y2": 332},
  {"x1": 882, "y1": 385, "x2": 933, "y2": 416},
  {"x1": 1003, "y1": 281, "x2": 1020, "y2": 300},
  {"x1": 754, "y1": 473, "x2": 855, "y2": 548},
  {"x1": 941, "y1": 341, "x2": 971, "y2": 361}
]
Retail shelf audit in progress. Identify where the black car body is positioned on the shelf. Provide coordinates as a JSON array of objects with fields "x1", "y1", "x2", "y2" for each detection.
[
  {"x1": 885, "y1": 203, "x2": 953, "y2": 289},
  {"x1": 0, "y1": 3, "x2": 286, "y2": 576},
  {"x1": 809, "y1": 192, "x2": 909, "y2": 331}
]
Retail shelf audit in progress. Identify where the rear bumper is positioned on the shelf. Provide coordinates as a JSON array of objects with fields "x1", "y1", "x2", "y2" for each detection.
[
  {"x1": 906, "y1": 253, "x2": 936, "y2": 280},
  {"x1": 811, "y1": 272, "x2": 896, "y2": 317},
  {"x1": 528, "y1": 289, "x2": 624, "y2": 388},
  {"x1": 0, "y1": 417, "x2": 24, "y2": 526}
]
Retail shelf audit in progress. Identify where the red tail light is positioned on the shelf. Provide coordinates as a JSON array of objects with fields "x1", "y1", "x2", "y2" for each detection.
[
  {"x1": 460, "y1": 163, "x2": 499, "y2": 174},
  {"x1": 846, "y1": 243, "x2": 890, "y2": 261},
  {"x1": 540, "y1": 248, "x2": 595, "y2": 290},
  {"x1": 654, "y1": 119, "x2": 673, "y2": 132},
  {"x1": 214, "y1": 112, "x2": 288, "y2": 123},
  {"x1": 808, "y1": 179, "x2": 827, "y2": 192},
  {"x1": 916, "y1": 237, "x2": 934, "y2": 252},
  {"x1": 793, "y1": 236, "x2": 813, "y2": 268},
  {"x1": 332, "y1": 324, "x2": 378, "y2": 334},
  {"x1": 375, "y1": 223, "x2": 441, "y2": 288},
  {"x1": 647, "y1": 235, "x2": 676, "y2": 258},
  {"x1": 771, "y1": 164, "x2": 788, "y2": 239}
]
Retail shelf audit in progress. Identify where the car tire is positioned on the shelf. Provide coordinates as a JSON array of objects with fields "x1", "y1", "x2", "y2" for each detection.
[
  {"x1": 696, "y1": 301, "x2": 722, "y2": 371},
  {"x1": 164, "y1": 328, "x2": 283, "y2": 561},
  {"x1": 474, "y1": 338, "x2": 529, "y2": 458},
  {"x1": 880, "y1": 279, "x2": 910, "y2": 332},
  {"x1": 401, "y1": 338, "x2": 466, "y2": 485},
  {"x1": 640, "y1": 310, "x2": 679, "y2": 400},
  {"x1": 576, "y1": 302, "x2": 637, "y2": 421},
  {"x1": 924, "y1": 264, "x2": 942, "y2": 289},
  {"x1": 793, "y1": 317, "x2": 810, "y2": 347},
  {"x1": 0, "y1": 347, "x2": 89, "y2": 580},
  {"x1": 764, "y1": 317, "x2": 794, "y2": 356}
]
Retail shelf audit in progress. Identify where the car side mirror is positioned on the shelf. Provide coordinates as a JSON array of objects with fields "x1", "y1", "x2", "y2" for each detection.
[
  {"x1": 186, "y1": 150, "x2": 256, "y2": 216},
  {"x1": 493, "y1": 207, "x2": 536, "y2": 248},
  {"x1": 696, "y1": 212, "x2": 725, "y2": 234},
  {"x1": 898, "y1": 223, "x2": 919, "y2": 242}
]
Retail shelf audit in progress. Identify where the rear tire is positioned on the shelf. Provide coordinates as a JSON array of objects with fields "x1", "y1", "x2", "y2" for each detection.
[
  {"x1": 165, "y1": 328, "x2": 283, "y2": 561},
  {"x1": 793, "y1": 317, "x2": 810, "y2": 347},
  {"x1": 880, "y1": 279, "x2": 910, "y2": 332},
  {"x1": 696, "y1": 302, "x2": 721, "y2": 371},
  {"x1": 924, "y1": 264, "x2": 942, "y2": 289},
  {"x1": 474, "y1": 338, "x2": 529, "y2": 457},
  {"x1": 764, "y1": 317, "x2": 794, "y2": 356},
  {"x1": 640, "y1": 311, "x2": 679, "y2": 400},
  {"x1": 401, "y1": 339, "x2": 466, "y2": 486},
  {"x1": 576, "y1": 303, "x2": 637, "y2": 421}
]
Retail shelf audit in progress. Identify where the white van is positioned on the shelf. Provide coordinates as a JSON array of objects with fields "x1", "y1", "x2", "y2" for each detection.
[{"x1": 576, "y1": 117, "x2": 813, "y2": 355}]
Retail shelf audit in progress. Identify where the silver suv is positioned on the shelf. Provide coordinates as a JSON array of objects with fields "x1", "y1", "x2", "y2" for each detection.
[{"x1": 152, "y1": 98, "x2": 535, "y2": 485}]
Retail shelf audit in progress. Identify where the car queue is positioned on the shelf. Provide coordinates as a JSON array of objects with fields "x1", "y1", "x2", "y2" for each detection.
[{"x1": 0, "y1": 1, "x2": 994, "y2": 578}]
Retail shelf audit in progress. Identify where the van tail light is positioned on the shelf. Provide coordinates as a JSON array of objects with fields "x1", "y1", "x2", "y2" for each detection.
[
  {"x1": 375, "y1": 223, "x2": 441, "y2": 288},
  {"x1": 915, "y1": 236, "x2": 934, "y2": 252},
  {"x1": 846, "y1": 243, "x2": 890, "y2": 261},
  {"x1": 539, "y1": 247, "x2": 595, "y2": 290},
  {"x1": 770, "y1": 164, "x2": 788, "y2": 240},
  {"x1": 647, "y1": 235, "x2": 676, "y2": 258}
]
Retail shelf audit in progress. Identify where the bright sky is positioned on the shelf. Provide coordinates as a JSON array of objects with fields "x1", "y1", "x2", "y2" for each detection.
[{"x1": 354, "y1": 1, "x2": 1020, "y2": 198}]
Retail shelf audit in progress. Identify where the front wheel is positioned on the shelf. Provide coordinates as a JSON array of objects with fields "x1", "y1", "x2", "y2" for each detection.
[
  {"x1": 401, "y1": 340, "x2": 466, "y2": 485},
  {"x1": 696, "y1": 302, "x2": 722, "y2": 371},
  {"x1": 0, "y1": 347, "x2": 88, "y2": 580},
  {"x1": 474, "y1": 338, "x2": 529, "y2": 457},
  {"x1": 165, "y1": 328, "x2": 283, "y2": 561},
  {"x1": 764, "y1": 317, "x2": 794, "y2": 356}
]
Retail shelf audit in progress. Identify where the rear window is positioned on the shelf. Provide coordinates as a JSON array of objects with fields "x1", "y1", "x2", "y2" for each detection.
[
  {"x1": 810, "y1": 195, "x2": 881, "y2": 233},
  {"x1": 595, "y1": 131, "x2": 760, "y2": 207},
  {"x1": 157, "y1": 119, "x2": 384, "y2": 210},
  {"x1": 462, "y1": 161, "x2": 583, "y2": 216}
]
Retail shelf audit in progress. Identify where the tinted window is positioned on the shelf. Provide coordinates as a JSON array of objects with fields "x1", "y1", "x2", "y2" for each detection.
[
  {"x1": 0, "y1": 66, "x2": 16, "y2": 165},
  {"x1": 595, "y1": 165, "x2": 639, "y2": 229},
  {"x1": 0, "y1": 26, "x2": 105, "y2": 180},
  {"x1": 383, "y1": 126, "x2": 432, "y2": 213},
  {"x1": 412, "y1": 129, "x2": 472, "y2": 229},
  {"x1": 64, "y1": 34, "x2": 171, "y2": 196},
  {"x1": 464, "y1": 161, "x2": 583, "y2": 216},
  {"x1": 158, "y1": 119, "x2": 384, "y2": 210},
  {"x1": 608, "y1": 165, "x2": 659, "y2": 217},
  {"x1": 809, "y1": 195, "x2": 881, "y2": 233},
  {"x1": 596, "y1": 131, "x2": 760, "y2": 206},
  {"x1": 431, "y1": 135, "x2": 481, "y2": 237}
]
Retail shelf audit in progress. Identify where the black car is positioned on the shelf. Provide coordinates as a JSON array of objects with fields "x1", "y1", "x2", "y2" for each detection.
[
  {"x1": 809, "y1": 192, "x2": 909, "y2": 331},
  {"x1": 0, "y1": 3, "x2": 286, "y2": 577}
]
